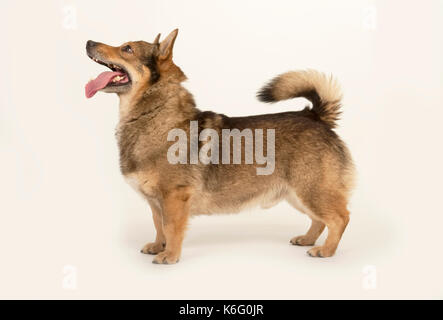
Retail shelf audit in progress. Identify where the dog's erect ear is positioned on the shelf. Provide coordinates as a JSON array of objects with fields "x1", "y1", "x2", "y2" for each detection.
[
  {"x1": 158, "y1": 29, "x2": 178, "y2": 61},
  {"x1": 153, "y1": 33, "x2": 161, "y2": 45}
]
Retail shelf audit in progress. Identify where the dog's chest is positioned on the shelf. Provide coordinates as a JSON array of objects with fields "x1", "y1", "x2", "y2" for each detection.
[
  {"x1": 124, "y1": 174, "x2": 143, "y2": 196},
  {"x1": 123, "y1": 171, "x2": 159, "y2": 200},
  {"x1": 115, "y1": 121, "x2": 142, "y2": 174}
]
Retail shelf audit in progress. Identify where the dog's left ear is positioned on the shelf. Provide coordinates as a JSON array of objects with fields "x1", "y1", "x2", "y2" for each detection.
[
  {"x1": 153, "y1": 33, "x2": 161, "y2": 45},
  {"x1": 158, "y1": 29, "x2": 178, "y2": 61}
]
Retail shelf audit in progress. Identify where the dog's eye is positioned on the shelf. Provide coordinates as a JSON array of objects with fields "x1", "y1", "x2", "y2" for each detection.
[{"x1": 122, "y1": 45, "x2": 133, "y2": 54}]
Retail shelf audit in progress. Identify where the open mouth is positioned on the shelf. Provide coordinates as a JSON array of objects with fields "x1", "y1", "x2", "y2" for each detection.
[{"x1": 85, "y1": 55, "x2": 131, "y2": 98}]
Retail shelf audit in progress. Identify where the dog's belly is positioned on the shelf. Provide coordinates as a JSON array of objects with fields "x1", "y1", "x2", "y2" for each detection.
[
  {"x1": 123, "y1": 171, "x2": 295, "y2": 216},
  {"x1": 190, "y1": 183, "x2": 288, "y2": 215}
]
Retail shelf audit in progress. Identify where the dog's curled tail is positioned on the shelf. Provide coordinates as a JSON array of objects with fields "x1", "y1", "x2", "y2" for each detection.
[{"x1": 257, "y1": 70, "x2": 343, "y2": 128}]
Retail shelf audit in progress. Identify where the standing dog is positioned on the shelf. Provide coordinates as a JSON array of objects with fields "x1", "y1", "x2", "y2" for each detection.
[{"x1": 85, "y1": 29, "x2": 355, "y2": 264}]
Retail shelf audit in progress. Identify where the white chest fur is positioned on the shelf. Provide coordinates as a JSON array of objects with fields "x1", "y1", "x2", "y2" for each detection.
[
  {"x1": 124, "y1": 174, "x2": 144, "y2": 197},
  {"x1": 123, "y1": 170, "x2": 160, "y2": 200}
]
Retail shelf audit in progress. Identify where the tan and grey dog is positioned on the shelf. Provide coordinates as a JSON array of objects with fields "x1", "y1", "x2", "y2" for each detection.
[{"x1": 85, "y1": 29, "x2": 355, "y2": 264}]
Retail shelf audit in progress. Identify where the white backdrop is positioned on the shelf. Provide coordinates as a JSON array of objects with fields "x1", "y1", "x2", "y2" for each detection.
[{"x1": 1, "y1": 0, "x2": 442, "y2": 299}]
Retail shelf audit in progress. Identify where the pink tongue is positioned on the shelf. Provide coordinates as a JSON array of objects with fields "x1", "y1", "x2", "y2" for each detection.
[{"x1": 85, "y1": 71, "x2": 125, "y2": 98}]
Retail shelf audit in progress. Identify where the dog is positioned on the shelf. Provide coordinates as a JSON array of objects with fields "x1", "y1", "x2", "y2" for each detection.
[{"x1": 85, "y1": 29, "x2": 355, "y2": 264}]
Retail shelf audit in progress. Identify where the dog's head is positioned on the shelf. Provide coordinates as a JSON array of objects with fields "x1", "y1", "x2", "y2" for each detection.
[{"x1": 85, "y1": 29, "x2": 179, "y2": 99}]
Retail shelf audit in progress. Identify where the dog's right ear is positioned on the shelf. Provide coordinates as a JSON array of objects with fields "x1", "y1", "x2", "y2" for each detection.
[{"x1": 153, "y1": 33, "x2": 161, "y2": 45}]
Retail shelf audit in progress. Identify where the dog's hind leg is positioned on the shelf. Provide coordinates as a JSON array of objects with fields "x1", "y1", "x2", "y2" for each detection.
[
  {"x1": 306, "y1": 196, "x2": 350, "y2": 258},
  {"x1": 287, "y1": 192, "x2": 325, "y2": 246},
  {"x1": 287, "y1": 189, "x2": 350, "y2": 257}
]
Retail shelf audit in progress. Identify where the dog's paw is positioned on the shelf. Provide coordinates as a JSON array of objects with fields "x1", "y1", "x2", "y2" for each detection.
[
  {"x1": 290, "y1": 235, "x2": 316, "y2": 246},
  {"x1": 152, "y1": 251, "x2": 180, "y2": 265},
  {"x1": 307, "y1": 246, "x2": 335, "y2": 258},
  {"x1": 140, "y1": 242, "x2": 165, "y2": 255}
]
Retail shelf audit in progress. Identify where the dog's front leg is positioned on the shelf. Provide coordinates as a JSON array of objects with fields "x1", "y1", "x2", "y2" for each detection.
[
  {"x1": 141, "y1": 200, "x2": 166, "y2": 255},
  {"x1": 152, "y1": 187, "x2": 191, "y2": 264}
]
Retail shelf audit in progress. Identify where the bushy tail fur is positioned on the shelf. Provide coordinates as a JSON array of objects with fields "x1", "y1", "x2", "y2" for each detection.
[{"x1": 257, "y1": 70, "x2": 343, "y2": 128}]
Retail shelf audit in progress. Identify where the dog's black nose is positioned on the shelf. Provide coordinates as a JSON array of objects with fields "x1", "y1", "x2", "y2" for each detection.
[{"x1": 86, "y1": 40, "x2": 97, "y2": 49}]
